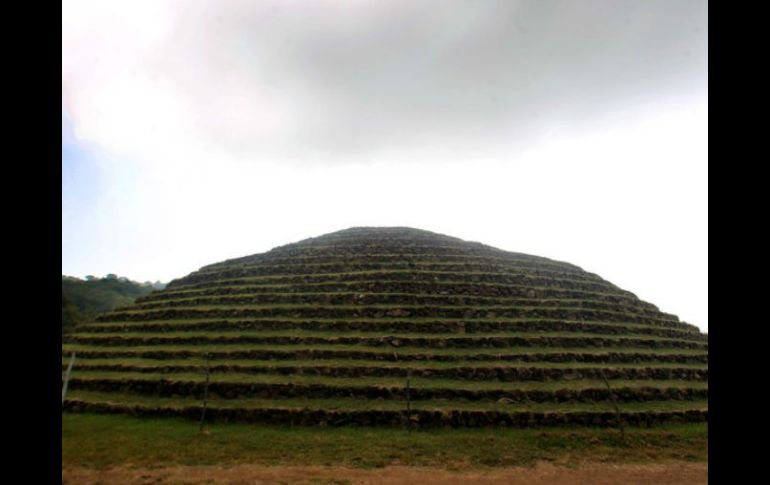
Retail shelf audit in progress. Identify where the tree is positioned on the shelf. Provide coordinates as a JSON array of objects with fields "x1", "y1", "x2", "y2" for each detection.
[
  {"x1": 61, "y1": 291, "x2": 82, "y2": 333},
  {"x1": 62, "y1": 273, "x2": 164, "y2": 321}
]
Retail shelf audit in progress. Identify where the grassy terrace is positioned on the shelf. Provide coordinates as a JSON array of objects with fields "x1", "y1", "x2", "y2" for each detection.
[
  {"x1": 195, "y1": 252, "x2": 591, "y2": 264},
  {"x1": 65, "y1": 371, "x2": 708, "y2": 390},
  {"x1": 81, "y1": 316, "x2": 697, "y2": 333},
  {"x1": 62, "y1": 361, "x2": 707, "y2": 380},
  {"x1": 197, "y1": 252, "x2": 591, "y2": 270},
  {"x1": 189, "y1": 264, "x2": 605, "y2": 283},
  {"x1": 186, "y1": 260, "x2": 589, "y2": 272},
  {"x1": 76, "y1": 325, "x2": 703, "y2": 345},
  {"x1": 63, "y1": 229, "x2": 707, "y2": 430},
  {"x1": 286, "y1": 258, "x2": 591, "y2": 267},
  {"x1": 63, "y1": 338, "x2": 706, "y2": 355},
  {"x1": 138, "y1": 293, "x2": 633, "y2": 303},
  {"x1": 205, "y1": 250, "x2": 569, "y2": 259},
  {"x1": 62, "y1": 364, "x2": 707, "y2": 383},
  {"x1": 102, "y1": 302, "x2": 673, "y2": 315},
  {"x1": 65, "y1": 390, "x2": 708, "y2": 413},
  {"x1": 62, "y1": 357, "x2": 709, "y2": 369},
  {"x1": 65, "y1": 329, "x2": 704, "y2": 344},
  {"x1": 62, "y1": 342, "x2": 709, "y2": 356},
  {"x1": 142, "y1": 281, "x2": 649, "y2": 302},
  {"x1": 132, "y1": 294, "x2": 662, "y2": 314},
  {"x1": 97, "y1": 306, "x2": 681, "y2": 328},
  {"x1": 168, "y1": 270, "x2": 626, "y2": 291},
  {"x1": 168, "y1": 269, "x2": 625, "y2": 287}
]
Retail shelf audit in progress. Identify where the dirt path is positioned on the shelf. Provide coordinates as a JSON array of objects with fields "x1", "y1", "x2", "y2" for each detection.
[{"x1": 63, "y1": 461, "x2": 707, "y2": 485}]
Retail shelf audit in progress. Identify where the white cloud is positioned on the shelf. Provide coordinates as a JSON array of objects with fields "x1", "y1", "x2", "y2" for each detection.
[
  {"x1": 62, "y1": 0, "x2": 707, "y2": 331},
  {"x1": 63, "y1": 0, "x2": 707, "y2": 166}
]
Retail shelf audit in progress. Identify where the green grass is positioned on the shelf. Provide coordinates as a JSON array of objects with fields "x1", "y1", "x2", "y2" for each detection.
[
  {"x1": 62, "y1": 356, "x2": 708, "y2": 370},
  {"x1": 66, "y1": 370, "x2": 708, "y2": 391},
  {"x1": 196, "y1": 252, "x2": 587, "y2": 271},
  {"x1": 149, "y1": 280, "x2": 649, "y2": 303},
  {"x1": 164, "y1": 269, "x2": 622, "y2": 290},
  {"x1": 191, "y1": 260, "x2": 601, "y2": 278},
  {"x1": 66, "y1": 390, "x2": 708, "y2": 413},
  {"x1": 135, "y1": 293, "x2": 646, "y2": 309},
  {"x1": 62, "y1": 342, "x2": 709, "y2": 356},
  {"x1": 66, "y1": 329, "x2": 699, "y2": 343},
  {"x1": 102, "y1": 302, "x2": 669, "y2": 316},
  {"x1": 62, "y1": 413, "x2": 708, "y2": 469},
  {"x1": 80, "y1": 316, "x2": 699, "y2": 337},
  {"x1": 138, "y1": 291, "x2": 628, "y2": 302}
]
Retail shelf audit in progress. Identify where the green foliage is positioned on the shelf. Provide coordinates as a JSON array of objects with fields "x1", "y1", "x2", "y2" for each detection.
[
  {"x1": 62, "y1": 275, "x2": 165, "y2": 321},
  {"x1": 61, "y1": 291, "x2": 82, "y2": 333}
]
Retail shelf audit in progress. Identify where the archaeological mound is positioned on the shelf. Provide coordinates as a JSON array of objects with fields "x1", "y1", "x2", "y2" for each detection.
[{"x1": 62, "y1": 227, "x2": 708, "y2": 427}]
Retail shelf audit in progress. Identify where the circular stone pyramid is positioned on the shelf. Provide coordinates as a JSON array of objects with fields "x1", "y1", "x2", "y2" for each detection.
[{"x1": 63, "y1": 227, "x2": 708, "y2": 428}]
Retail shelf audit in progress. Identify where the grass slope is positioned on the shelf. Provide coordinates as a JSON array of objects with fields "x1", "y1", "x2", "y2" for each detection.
[
  {"x1": 62, "y1": 413, "x2": 708, "y2": 469},
  {"x1": 62, "y1": 228, "x2": 707, "y2": 428}
]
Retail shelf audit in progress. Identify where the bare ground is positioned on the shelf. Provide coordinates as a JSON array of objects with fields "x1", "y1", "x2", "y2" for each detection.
[{"x1": 63, "y1": 461, "x2": 707, "y2": 485}]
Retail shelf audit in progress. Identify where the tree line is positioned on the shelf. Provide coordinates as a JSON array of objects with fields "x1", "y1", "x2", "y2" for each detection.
[{"x1": 62, "y1": 274, "x2": 165, "y2": 332}]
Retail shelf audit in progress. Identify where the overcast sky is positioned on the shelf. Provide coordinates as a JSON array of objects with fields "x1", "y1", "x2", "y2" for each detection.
[{"x1": 62, "y1": 0, "x2": 708, "y2": 332}]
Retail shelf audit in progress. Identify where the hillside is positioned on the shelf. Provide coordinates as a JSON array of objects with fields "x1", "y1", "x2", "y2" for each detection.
[
  {"x1": 61, "y1": 275, "x2": 165, "y2": 322},
  {"x1": 62, "y1": 227, "x2": 707, "y2": 428}
]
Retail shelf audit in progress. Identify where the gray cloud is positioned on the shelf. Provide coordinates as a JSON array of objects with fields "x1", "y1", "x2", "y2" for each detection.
[{"x1": 141, "y1": 0, "x2": 707, "y2": 162}]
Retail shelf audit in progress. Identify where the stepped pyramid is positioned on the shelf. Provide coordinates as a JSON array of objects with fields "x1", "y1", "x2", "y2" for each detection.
[{"x1": 62, "y1": 227, "x2": 707, "y2": 427}]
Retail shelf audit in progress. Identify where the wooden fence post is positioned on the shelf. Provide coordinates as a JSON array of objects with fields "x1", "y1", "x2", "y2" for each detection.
[
  {"x1": 61, "y1": 352, "x2": 76, "y2": 407},
  {"x1": 601, "y1": 372, "x2": 625, "y2": 441},
  {"x1": 406, "y1": 368, "x2": 412, "y2": 434},
  {"x1": 199, "y1": 353, "x2": 211, "y2": 432}
]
